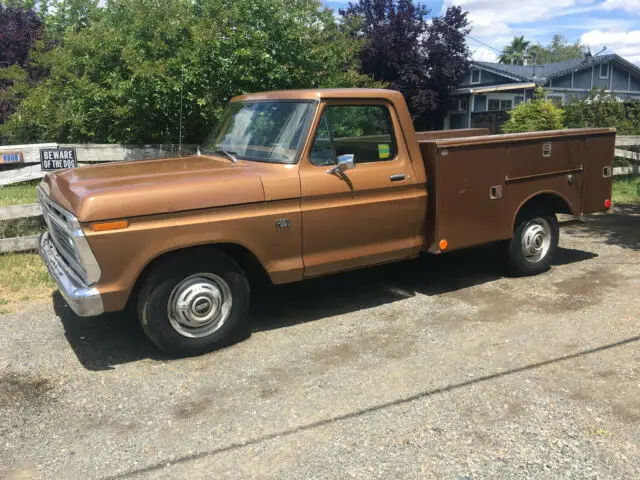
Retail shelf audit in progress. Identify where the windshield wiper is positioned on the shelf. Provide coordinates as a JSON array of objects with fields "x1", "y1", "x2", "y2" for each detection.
[{"x1": 213, "y1": 149, "x2": 238, "y2": 163}]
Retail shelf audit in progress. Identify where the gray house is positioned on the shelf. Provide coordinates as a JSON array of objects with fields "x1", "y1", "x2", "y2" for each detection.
[{"x1": 447, "y1": 53, "x2": 640, "y2": 133}]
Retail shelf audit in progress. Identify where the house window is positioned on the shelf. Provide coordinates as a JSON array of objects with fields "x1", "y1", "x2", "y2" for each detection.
[
  {"x1": 599, "y1": 63, "x2": 609, "y2": 79},
  {"x1": 547, "y1": 94, "x2": 564, "y2": 106},
  {"x1": 471, "y1": 68, "x2": 481, "y2": 84},
  {"x1": 487, "y1": 98, "x2": 513, "y2": 111},
  {"x1": 514, "y1": 96, "x2": 525, "y2": 106},
  {"x1": 451, "y1": 97, "x2": 469, "y2": 112}
]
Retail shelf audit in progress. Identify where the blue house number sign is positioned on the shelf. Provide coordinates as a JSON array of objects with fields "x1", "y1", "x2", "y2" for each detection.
[{"x1": 1, "y1": 152, "x2": 23, "y2": 164}]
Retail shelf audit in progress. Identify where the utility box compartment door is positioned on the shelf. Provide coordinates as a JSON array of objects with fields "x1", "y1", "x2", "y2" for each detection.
[
  {"x1": 581, "y1": 133, "x2": 615, "y2": 214},
  {"x1": 506, "y1": 138, "x2": 583, "y2": 181},
  {"x1": 432, "y1": 144, "x2": 512, "y2": 252}
]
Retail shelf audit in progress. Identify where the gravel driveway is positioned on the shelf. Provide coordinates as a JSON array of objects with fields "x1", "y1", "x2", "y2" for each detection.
[{"x1": 1, "y1": 207, "x2": 639, "y2": 480}]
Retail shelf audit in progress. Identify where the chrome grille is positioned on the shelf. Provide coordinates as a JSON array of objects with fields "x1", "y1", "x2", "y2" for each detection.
[{"x1": 38, "y1": 189, "x2": 88, "y2": 285}]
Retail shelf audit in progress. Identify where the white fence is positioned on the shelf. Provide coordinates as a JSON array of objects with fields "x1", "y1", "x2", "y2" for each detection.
[{"x1": 613, "y1": 136, "x2": 640, "y2": 175}]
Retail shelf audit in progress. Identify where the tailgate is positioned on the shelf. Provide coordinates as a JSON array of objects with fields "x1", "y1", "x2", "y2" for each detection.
[{"x1": 581, "y1": 131, "x2": 616, "y2": 214}]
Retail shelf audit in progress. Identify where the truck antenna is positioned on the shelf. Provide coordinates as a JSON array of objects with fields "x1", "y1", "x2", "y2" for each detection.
[{"x1": 179, "y1": 66, "x2": 184, "y2": 157}]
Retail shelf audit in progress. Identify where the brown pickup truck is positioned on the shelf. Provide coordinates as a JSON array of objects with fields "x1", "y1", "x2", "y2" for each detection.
[{"x1": 38, "y1": 88, "x2": 615, "y2": 355}]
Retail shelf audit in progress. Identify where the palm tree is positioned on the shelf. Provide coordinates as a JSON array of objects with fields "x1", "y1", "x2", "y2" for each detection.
[{"x1": 499, "y1": 36, "x2": 530, "y2": 65}]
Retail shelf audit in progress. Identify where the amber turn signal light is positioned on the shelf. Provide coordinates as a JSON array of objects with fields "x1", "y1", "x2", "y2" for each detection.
[
  {"x1": 91, "y1": 220, "x2": 130, "y2": 232},
  {"x1": 604, "y1": 199, "x2": 612, "y2": 209},
  {"x1": 439, "y1": 239, "x2": 448, "y2": 251}
]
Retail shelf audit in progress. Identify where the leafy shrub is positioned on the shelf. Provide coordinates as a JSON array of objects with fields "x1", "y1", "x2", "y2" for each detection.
[
  {"x1": 564, "y1": 89, "x2": 640, "y2": 135},
  {"x1": 502, "y1": 88, "x2": 565, "y2": 133}
]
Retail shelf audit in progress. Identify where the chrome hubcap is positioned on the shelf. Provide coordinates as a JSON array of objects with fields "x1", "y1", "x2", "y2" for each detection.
[
  {"x1": 167, "y1": 273, "x2": 232, "y2": 338},
  {"x1": 521, "y1": 218, "x2": 552, "y2": 263}
]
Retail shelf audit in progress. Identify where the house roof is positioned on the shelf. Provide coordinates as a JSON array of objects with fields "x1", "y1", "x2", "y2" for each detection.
[{"x1": 473, "y1": 54, "x2": 640, "y2": 83}]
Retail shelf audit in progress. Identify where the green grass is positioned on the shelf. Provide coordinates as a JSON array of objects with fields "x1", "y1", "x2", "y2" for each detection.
[
  {"x1": 0, "y1": 217, "x2": 45, "y2": 239},
  {"x1": 0, "y1": 253, "x2": 55, "y2": 313},
  {"x1": 612, "y1": 176, "x2": 640, "y2": 205},
  {"x1": 0, "y1": 180, "x2": 40, "y2": 207},
  {"x1": 0, "y1": 180, "x2": 45, "y2": 240}
]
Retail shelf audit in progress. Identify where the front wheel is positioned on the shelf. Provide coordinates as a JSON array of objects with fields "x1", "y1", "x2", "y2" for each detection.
[
  {"x1": 504, "y1": 210, "x2": 559, "y2": 276},
  {"x1": 137, "y1": 250, "x2": 250, "y2": 355}
]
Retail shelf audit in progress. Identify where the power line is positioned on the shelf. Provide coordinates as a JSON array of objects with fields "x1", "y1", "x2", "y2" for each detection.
[{"x1": 428, "y1": 16, "x2": 502, "y2": 54}]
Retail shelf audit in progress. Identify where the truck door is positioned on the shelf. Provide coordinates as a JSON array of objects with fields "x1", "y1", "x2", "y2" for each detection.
[{"x1": 298, "y1": 101, "x2": 426, "y2": 278}]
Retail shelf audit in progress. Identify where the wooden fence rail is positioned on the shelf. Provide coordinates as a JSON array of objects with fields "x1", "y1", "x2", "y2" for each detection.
[
  {"x1": 1, "y1": 136, "x2": 639, "y2": 254},
  {"x1": 0, "y1": 203, "x2": 41, "y2": 221},
  {"x1": 0, "y1": 235, "x2": 40, "y2": 254}
]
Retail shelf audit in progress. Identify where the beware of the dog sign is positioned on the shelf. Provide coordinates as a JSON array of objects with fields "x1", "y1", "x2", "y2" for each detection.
[{"x1": 40, "y1": 148, "x2": 78, "y2": 170}]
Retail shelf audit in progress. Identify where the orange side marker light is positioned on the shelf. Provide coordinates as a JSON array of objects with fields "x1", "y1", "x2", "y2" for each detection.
[
  {"x1": 91, "y1": 220, "x2": 130, "y2": 232},
  {"x1": 439, "y1": 239, "x2": 448, "y2": 251}
]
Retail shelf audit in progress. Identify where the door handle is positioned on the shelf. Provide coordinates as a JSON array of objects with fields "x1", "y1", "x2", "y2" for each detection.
[{"x1": 390, "y1": 174, "x2": 406, "y2": 182}]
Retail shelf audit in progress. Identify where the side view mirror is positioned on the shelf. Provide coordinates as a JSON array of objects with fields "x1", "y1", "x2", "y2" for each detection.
[{"x1": 326, "y1": 154, "x2": 355, "y2": 174}]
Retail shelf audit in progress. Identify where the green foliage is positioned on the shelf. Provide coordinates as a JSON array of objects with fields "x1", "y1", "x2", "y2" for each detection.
[
  {"x1": 325, "y1": 105, "x2": 391, "y2": 138},
  {"x1": 528, "y1": 34, "x2": 584, "y2": 64},
  {"x1": 2, "y1": 0, "x2": 378, "y2": 144},
  {"x1": 0, "y1": 0, "x2": 100, "y2": 39},
  {"x1": 612, "y1": 177, "x2": 640, "y2": 205},
  {"x1": 0, "y1": 65, "x2": 31, "y2": 124},
  {"x1": 503, "y1": 88, "x2": 566, "y2": 133},
  {"x1": 499, "y1": 36, "x2": 530, "y2": 66},
  {"x1": 564, "y1": 89, "x2": 640, "y2": 135},
  {"x1": 43, "y1": 0, "x2": 101, "y2": 42},
  {"x1": 0, "y1": 180, "x2": 39, "y2": 206}
]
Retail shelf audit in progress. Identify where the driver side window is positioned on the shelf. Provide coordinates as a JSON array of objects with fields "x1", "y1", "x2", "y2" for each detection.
[{"x1": 309, "y1": 104, "x2": 398, "y2": 167}]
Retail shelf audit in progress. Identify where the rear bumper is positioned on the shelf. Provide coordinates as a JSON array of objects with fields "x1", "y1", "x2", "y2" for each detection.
[{"x1": 39, "y1": 232, "x2": 104, "y2": 317}]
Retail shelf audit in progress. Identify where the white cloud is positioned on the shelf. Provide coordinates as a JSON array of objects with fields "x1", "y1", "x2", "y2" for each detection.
[
  {"x1": 472, "y1": 46, "x2": 499, "y2": 62},
  {"x1": 443, "y1": 0, "x2": 591, "y2": 28},
  {"x1": 441, "y1": 1, "x2": 640, "y2": 66},
  {"x1": 466, "y1": 13, "x2": 511, "y2": 37},
  {"x1": 600, "y1": 0, "x2": 640, "y2": 12},
  {"x1": 581, "y1": 29, "x2": 640, "y2": 64}
]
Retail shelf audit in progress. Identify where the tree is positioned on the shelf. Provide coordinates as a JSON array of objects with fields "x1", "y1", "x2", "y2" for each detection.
[
  {"x1": 499, "y1": 36, "x2": 530, "y2": 65},
  {"x1": 340, "y1": 1, "x2": 470, "y2": 128},
  {"x1": 0, "y1": 2, "x2": 44, "y2": 124},
  {"x1": 0, "y1": 0, "x2": 100, "y2": 131},
  {"x1": 0, "y1": 2, "x2": 43, "y2": 67},
  {"x1": 2, "y1": 0, "x2": 377, "y2": 144},
  {"x1": 528, "y1": 34, "x2": 584, "y2": 64},
  {"x1": 503, "y1": 87, "x2": 565, "y2": 133},
  {"x1": 43, "y1": 0, "x2": 100, "y2": 44}
]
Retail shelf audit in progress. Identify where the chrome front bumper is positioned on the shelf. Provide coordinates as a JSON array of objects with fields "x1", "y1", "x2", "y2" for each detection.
[{"x1": 39, "y1": 232, "x2": 104, "y2": 316}]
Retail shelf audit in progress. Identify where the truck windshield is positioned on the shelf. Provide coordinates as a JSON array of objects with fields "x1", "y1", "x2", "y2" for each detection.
[{"x1": 202, "y1": 101, "x2": 315, "y2": 164}]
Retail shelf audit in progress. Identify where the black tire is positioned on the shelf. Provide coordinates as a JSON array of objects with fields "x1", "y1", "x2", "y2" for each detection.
[
  {"x1": 137, "y1": 249, "x2": 250, "y2": 356},
  {"x1": 504, "y1": 208, "x2": 559, "y2": 276}
]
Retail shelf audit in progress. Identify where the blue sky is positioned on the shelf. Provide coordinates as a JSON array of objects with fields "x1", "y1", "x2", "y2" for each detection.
[{"x1": 322, "y1": 1, "x2": 640, "y2": 65}]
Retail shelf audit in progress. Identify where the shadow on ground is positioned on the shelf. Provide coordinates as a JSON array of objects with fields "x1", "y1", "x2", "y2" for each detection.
[
  {"x1": 563, "y1": 204, "x2": 640, "y2": 250},
  {"x1": 53, "y1": 242, "x2": 597, "y2": 371}
]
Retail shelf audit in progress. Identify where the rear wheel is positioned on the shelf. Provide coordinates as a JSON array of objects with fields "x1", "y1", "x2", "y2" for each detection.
[
  {"x1": 137, "y1": 250, "x2": 250, "y2": 355},
  {"x1": 505, "y1": 209, "x2": 559, "y2": 276}
]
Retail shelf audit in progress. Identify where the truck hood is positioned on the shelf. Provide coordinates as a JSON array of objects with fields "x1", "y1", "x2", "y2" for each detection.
[{"x1": 41, "y1": 155, "x2": 267, "y2": 222}]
